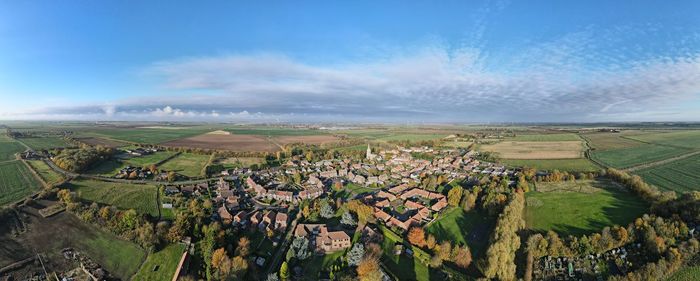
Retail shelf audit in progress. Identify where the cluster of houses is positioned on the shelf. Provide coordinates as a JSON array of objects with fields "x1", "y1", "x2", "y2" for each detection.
[
  {"x1": 294, "y1": 224, "x2": 352, "y2": 254},
  {"x1": 246, "y1": 177, "x2": 324, "y2": 204},
  {"x1": 123, "y1": 147, "x2": 158, "y2": 156},
  {"x1": 363, "y1": 186, "x2": 448, "y2": 231},
  {"x1": 219, "y1": 208, "x2": 289, "y2": 234},
  {"x1": 114, "y1": 165, "x2": 155, "y2": 179}
]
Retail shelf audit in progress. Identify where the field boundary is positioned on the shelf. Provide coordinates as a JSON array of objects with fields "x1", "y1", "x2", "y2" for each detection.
[{"x1": 20, "y1": 159, "x2": 50, "y2": 189}]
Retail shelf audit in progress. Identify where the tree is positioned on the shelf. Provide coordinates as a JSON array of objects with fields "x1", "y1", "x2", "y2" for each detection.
[
  {"x1": 167, "y1": 171, "x2": 177, "y2": 182},
  {"x1": 453, "y1": 245, "x2": 472, "y2": 269},
  {"x1": 267, "y1": 273, "x2": 280, "y2": 281},
  {"x1": 408, "y1": 227, "x2": 426, "y2": 247},
  {"x1": 448, "y1": 186, "x2": 463, "y2": 207},
  {"x1": 346, "y1": 200, "x2": 374, "y2": 225},
  {"x1": 341, "y1": 211, "x2": 357, "y2": 226},
  {"x1": 426, "y1": 234, "x2": 437, "y2": 249},
  {"x1": 136, "y1": 222, "x2": 156, "y2": 249},
  {"x1": 347, "y1": 243, "x2": 365, "y2": 266},
  {"x1": 230, "y1": 256, "x2": 248, "y2": 278},
  {"x1": 212, "y1": 248, "x2": 227, "y2": 269},
  {"x1": 279, "y1": 261, "x2": 290, "y2": 280},
  {"x1": 437, "y1": 241, "x2": 452, "y2": 261},
  {"x1": 57, "y1": 189, "x2": 74, "y2": 203},
  {"x1": 236, "y1": 237, "x2": 251, "y2": 257},
  {"x1": 357, "y1": 256, "x2": 382, "y2": 281},
  {"x1": 320, "y1": 202, "x2": 335, "y2": 219},
  {"x1": 290, "y1": 237, "x2": 311, "y2": 260}
]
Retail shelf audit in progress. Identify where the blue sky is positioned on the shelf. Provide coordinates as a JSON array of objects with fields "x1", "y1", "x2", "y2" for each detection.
[{"x1": 1, "y1": 0, "x2": 700, "y2": 122}]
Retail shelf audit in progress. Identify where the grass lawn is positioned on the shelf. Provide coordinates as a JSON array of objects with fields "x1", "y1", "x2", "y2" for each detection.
[
  {"x1": 525, "y1": 179, "x2": 648, "y2": 236},
  {"x1": 425, "y1": 208, "x2": 494, "y2": 258},
  {"x1": 87, "y1": 151, "x2": 177, "y2": 176},
  {"x1": 26, "y1": 160, "x2": 64, "y2": 185},
  {"x1": 65, "y1": 179, "x2": 159, "y2": 216},
  {"x1": 591, "y1": 144, "x2": 689, "y2": 169},
  {"x1": 0, "y1": 140, "x2": 25, "y2": 161},
  {"x1": 511, "y1": 133, "x2": 581, "y2": 141},
  {"x1": 500, "y1": 158, "x2": 600, "y2": 172},
  {"x1": 18, "y1": 137, "x2": 74, "y2": 150},
  {"x1": 0, "y1": 160, "x2": 42, "y2": 206},
  {"x1": 133, "y1": 243, "x2": 186, "y2": 281},
  {"x1": 158, "y1": 153, "x2": 211, "y2": 177},
  {"x1": 379, "y1": 226, "x2": 438, "y2": 281},
  {"x1": 335, "y1": 182, "x2": 377, "y2": 199},
  {"x1": 301, "y1": 251, "x2": 345, "y2": 281},
  {"x1": 635, "y1": 153, "x2": 700, "y2": 193},
  {"x1": 666, "y1": 265, "x2": 700, "y2": 281}
]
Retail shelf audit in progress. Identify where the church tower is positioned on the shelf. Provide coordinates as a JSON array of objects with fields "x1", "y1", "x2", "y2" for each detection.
[{"x1": 366, "y1": 144, "x2": 372, "y2": 159}]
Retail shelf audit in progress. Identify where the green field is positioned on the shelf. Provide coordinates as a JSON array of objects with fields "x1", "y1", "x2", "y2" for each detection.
[
  {"x1": 511, "y1": 133, "x2": 581, "y2": 141},
  {"x1": 133, "y1": 243, "x2": 185, "y2": 281},
  {"x1": 334, "y1": 182, "x2": 377, "y2": 199},
  {"x1": 635, "y1": 153, "x2": 700, "y2": 193},
  {"x1": 80, "y1": 127, "x2": 213, "y2": 144},
  {"x1": 501, "y1": 158, "x2": 600, "y2": 172},
  {"x1": 525, "y1": 179, "x2": 648, "y2": 236},
  {"x1": 0, "y1": 161, "x2": 42, "y2": 206},
  {"x1": 26, "y1": 160, "x2": 64, "y2": 186},
  {"x1": 582, "y1": 132, "x2": 645, "y2": 151},
  {"x1": 18, "y1": 137, "x2": 73, "y2": 150},
  {"x1": 65, "y1": 179, "x2": 159, "y2": 216},
  {"x1": 158, "y1": 153, "x2": 211, "y2": 177},
  {"x1": 627, "y1": 130, "x2": 700, "y2": 149},
  {"x1": 380, "y1": 226, "x2": 437, "y2": 281},
  {"x1": 377, "y1": 133, "x2": 447, "y2": 142},
  {"x1": 87, "y1": 151, "x2": 177, "y2": 176},
  {"x1": 591, "y1": 144, "x2": 689, "y2": 169},
  {"x1": 426, "y1": 208, "x2": 494, "y2": 258},
  {"x1": 82, "y1": 226, "x2": 147, "y2": 279},
  {"x1": 666, "y1": 265, "x2": 700, "y2": 281},
  {"x1": 227, "y1": 127, "x2": 326, "y2": 136},
  {"x1": 0, "y1": 141, "x2": 25, "y2": 161},
  {"x1": 301, "y1": 250, "x2": 345, "y2": 281}
]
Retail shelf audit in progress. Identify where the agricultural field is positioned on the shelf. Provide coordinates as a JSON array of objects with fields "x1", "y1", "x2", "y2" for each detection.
[
  {"x1": 0, "y1": 140, "x2": 25, "y2": 161},
  {"x1": 480, "y1": 141, "x2": 583, "y2": 159},
  {"x1": 666, "y1": 265, "x2": 700, "y2": 281},
  {"x1": 625, "y1": 130, "x2": 700, "y2": 149},
  {"x1": 0, "y1": 161, "x2": 42, "y2": 206},
  {"x1": 511, "y1": 133, "x2": 581, "y2": 141},
  {"x1": 65, "y1": 179, "x2": 159, "y2": 216},
  {"x1": 162, "y1": 132, "x2": 280, "y2": 152},
  {"x1": 590, "y1": 144, "x2": 689, "y2": 169},
  {"x1": 226, "y1": 127, "x2": 328, "y2": 136},
  {"x1": 74, "y1": 137, "x2": 129, "y2": 148},
  {"x1": 79, "y1": 127, "x2": 214, "y2": 144},
  {"x1": 525, "y1": 179, "x2": 648, "y2": 236},
  {"x1": 272, "y1": 135, "x2": 340, "y2": 145},
  {"x1": 87, "y1": 151, "x2": 177, "y2": 176},
  {"x1": 158, "y1": 153, "x2": 211, "y2": 178},
  {"x1": 500, "y1": 159, "x2": 599, "y2": 172},
  {"x1": 581, "y1": 132, "x2": 646, "y2": 151},
  {"x1": 0, "y1": 201, "x2": 146, "y2": 279},
  {"x1": 426, "y1": 208, "x2": 494, "y2": 258},
  {"x1": 133, "y1": 243, "x2": 186, "y2": 281},
  {"x1": 17, "y1": 136, "x2": 74, "y2": 150},
  {"x1": 26, "y1": 160, "x2": 64, "y2": 186},
  {"x1": 214, "y1": 156, "x2": 265, "y2": 169},
  {"x1": 634, "y1": 153, "x2": 700, "y2": 193}
]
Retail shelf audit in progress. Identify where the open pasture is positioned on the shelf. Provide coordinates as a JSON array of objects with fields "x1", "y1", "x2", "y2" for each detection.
[
  {"x1": 511, "y1": 133, "x2": 581, "y2": 141},
  {"x1": 133, "y1": 243, "x2": 185, "y2": 281},
  {"x1": 87, "y1": 151, "x2": 177, "y2": 176},
  {"x1": 0, "y1": 140, "x2": 25, "y2": 161},
  {"x1": 591, "y1": 144, "x2": 689, "y2": 169},
  {"x1": 480, "y1": 141, "x2": 584, "y2": 159},
  {"x1": 65, "y1": 179, "x2": 159, "y2": 216},
  {"x1": 157, "y1": 153, "x2": 211, "y2": 177},
  {"x1": 500, "y1": 158, "x2": 599, "y2": 172},
  {"x1": 215, "y1": 156, "x2": 265, "y2": 169},
  {"x1": 162, "y1": 133, "x2": 279, "y2": 152},
  {"x1": 75, "y1": 137, "x2": 129, "y2": 148},
  {"x1": 0, "y1": 202, "x2": 146, "y2": 279},
  {"x1": 525, "y1": 179, "x2": 648, "y2": 236},
  {"x1": 635, "y1": 153, "x2": 700, "y2": 193},
  {"x1": 0, "y1": 161, "x2": 42, "y2": 206},
  {"x1": 18, "y1": 137, "x2": 73, "y2": 150},
  {"x1": 625, "y1": 130, "x2": 700, "y2": 149},
  {"x1": 26, "y1": 160, "x2": 64, "y2": 186}
]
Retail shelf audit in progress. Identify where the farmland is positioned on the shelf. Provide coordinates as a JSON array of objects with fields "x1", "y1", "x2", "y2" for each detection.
[
  {"x1": 226, "y1": 127, "x2": 327, "y2": 136},
  {"x1": 480, "y1": 141, "x2": 583, "y2": 159},
  {"x1": 635, "y1": 153, "x2": 700, "y2": 193},
  {"x1": 581, "y1": 132, "x2": 646, "y2": 151},
  {"x1": 500, "y1": 158, "x2": 599, "y2": 172},
  {"x1": 511, "y1": 133, "x2": 581, "y2": 141},
  {"x1": 133, "y1": 243, "x2": 186, "y2": 281},
  {"x1": 525, "y1": 179, "x2": 648, "y2": 236},
  {"x1": 65, "y1": 179, "x2": 159, "y2": 216},
  {"x1": 74, "y1": 137, "x2": 128, "y2": 148},
  {"x1": 214, "y1": 156, "x2": 265, "y2": 169},
  {"x1": 590, "y1": 144, "x2": 689, "y2": 169},
  {"x1": 158, "y1": 153, "x2": 211, "y2": 178},
  {"x1": 0, "y1": 202, "x2": 146, "y2": 279},
  {"x1": 26, "y1": 160, "x2": 64, "y2": 186},
  {"x1": 162, "y1": 133, "x2": 280, "y2": 152},
  {"x1": 0, "y1": 161, "x2": 42, "y2": 206},
  {"x1": 625, "y1": 130, "x2": 700, "y2": 149},
  {"x1": 17, "y1": 136, "x2": 74, "y2": 150},
  {"x1": 273, "y1": 135, "x2": 340, "y2": 145},
  {"x1": 0, "y1": 140, "x2": 25, "y2": 161},
  {"x1": 79, "y1": 127, "x2": 214, "y2": 144}
]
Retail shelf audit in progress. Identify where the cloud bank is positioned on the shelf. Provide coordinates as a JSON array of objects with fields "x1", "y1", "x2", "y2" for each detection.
[{"x1": 7, "y1": 27, "x2": 700, "y2": 122}]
